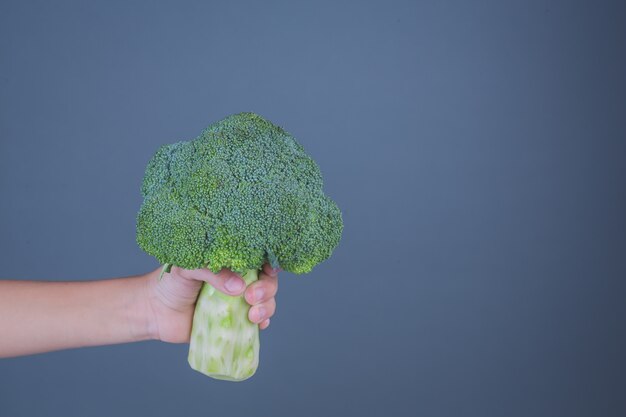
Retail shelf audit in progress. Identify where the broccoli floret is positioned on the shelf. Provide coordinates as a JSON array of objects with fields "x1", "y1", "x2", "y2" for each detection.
[{"x1": 136, "y1": 112, "x2": 343, "y2": 274}]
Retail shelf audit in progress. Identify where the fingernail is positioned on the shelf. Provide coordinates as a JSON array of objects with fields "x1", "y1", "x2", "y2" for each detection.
[
  {"x1": 254, "y1": 288, "x2": 265, "y2": 302},
  {"x1": 225, "y1": 276, "x2": 244, "y2": 293},
  {"x1": 254, "y1": 306, "x2": 267, "y2": 322}
]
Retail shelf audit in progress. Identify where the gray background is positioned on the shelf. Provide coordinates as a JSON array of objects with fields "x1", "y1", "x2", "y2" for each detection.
[{"x1": 1, "y1": 0, "x2": 625, "y2": 416}]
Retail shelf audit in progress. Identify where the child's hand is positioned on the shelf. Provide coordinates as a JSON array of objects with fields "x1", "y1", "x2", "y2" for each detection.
[{"x1": 144, "y1": 264, "x2": 278, "y2": 343}]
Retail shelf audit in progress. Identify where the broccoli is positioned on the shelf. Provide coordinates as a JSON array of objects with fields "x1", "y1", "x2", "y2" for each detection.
[{"x1": 136, "y1": 112, "x2": 343, "y2": 381}]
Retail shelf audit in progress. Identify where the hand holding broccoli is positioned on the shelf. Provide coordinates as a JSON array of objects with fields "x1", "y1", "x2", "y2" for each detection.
[
  {"x1": 0, "y1": 113, "x2": 340, "y2": 377},
  {"x1": 145, "y1": 264, "x2": 278, "y2": 344}
]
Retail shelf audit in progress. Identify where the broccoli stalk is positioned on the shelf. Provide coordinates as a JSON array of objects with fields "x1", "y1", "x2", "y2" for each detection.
[
  {"x1": 136, "y1": 112, "x2": 342, "y2": 381},
  {"x1": 188, "y1": 269, "x2": 260, "y2": 380}
]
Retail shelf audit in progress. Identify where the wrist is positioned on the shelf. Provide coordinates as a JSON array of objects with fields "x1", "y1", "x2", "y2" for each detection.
[{"x1": 128, "y1": 272, "x2": 160, "y2": 342}]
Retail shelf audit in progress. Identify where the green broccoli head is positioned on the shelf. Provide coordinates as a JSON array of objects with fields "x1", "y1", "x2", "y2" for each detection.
[{"x1": 136, "y1": 112, "x2": 343, "y2": 274}]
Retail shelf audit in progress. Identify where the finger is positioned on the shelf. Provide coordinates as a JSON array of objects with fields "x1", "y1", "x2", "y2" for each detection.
[
  {"x1": 245, "y1": 270, "x2": 278, "y2": 305},
  {"x1": 177, "y1": 267, "x2": 245, "y2": 296},
  {"x1": 259, "y1": 318, "x2": 271, "y2": 330},
  {"x1": 248, "y1": 298, "x2": 276, "y2": 324}
]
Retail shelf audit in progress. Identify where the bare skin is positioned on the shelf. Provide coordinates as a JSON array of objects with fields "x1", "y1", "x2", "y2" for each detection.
[{"x1": 0, "y1": 264, "x2": 278, "y2": 358}]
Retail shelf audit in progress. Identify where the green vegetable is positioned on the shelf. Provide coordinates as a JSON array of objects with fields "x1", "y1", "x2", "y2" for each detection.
[{"x1": 136, "y1": 112, "x2": 343, "y2": 381}]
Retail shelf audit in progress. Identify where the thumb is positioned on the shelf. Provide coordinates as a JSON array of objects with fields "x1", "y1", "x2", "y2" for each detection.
[{"x1": 177, "y1": 267, "x2": 246, "y2": 296}]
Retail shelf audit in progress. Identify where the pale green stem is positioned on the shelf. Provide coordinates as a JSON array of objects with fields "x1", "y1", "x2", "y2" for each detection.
[
  {"x1": 188, "y1": 269, "x2": 260, "y2": 381},
  {"x1": 158, "y1": 264, "x2": 172, "y2": 281}
]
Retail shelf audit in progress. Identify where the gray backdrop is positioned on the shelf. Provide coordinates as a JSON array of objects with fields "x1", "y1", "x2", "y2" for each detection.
[{"x1": 1, "y1": 1, "x2": 625, "y2": 416}]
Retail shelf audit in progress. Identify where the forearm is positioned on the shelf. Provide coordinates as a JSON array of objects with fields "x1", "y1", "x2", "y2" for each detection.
[{"x1": 0, "y1": 274, "x2": 156, "y2": 358}]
